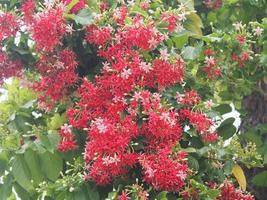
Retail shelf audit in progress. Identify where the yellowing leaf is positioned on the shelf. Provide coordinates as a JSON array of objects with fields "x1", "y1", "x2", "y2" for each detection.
[
  {"x1": 184, "y1": 12, "x2": 203, "y2": 37},
  {"x1": 65, "y1": 0, "x2": 79, "y2": 13},
  {"x1": 232, "y1": 164, "x2": 247, "y2": 191}
]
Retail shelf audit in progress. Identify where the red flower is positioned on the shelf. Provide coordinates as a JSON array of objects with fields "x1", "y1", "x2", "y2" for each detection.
[
  {"x1": 139, "y1": 151, "x2": 188, "y2": 192},
  {"x1": 118, "y1": 191, "x2": 130, "y2": 200},
  {"x1": 0, "y1": 51, "x2": 22, "y2": 84},
  {"x1": 0, "y1": 12, "x2": 19, "y2": 41},
  {"x1": 236, "y1": 35, "x2": 246, "y2": 46},
  {"x1": 204, "y1": 48, "x2": 214, "y2": 56},
  {"x1": 241, "y1": 51, "x2": 250, "y2": 62},
  {"x1": 33, "y1": 50, "x2": 78, "y2": 105},
  {"x1": 21, "y1": 0, "x2": 36, "y2": 23},
  {"x1": 218, "y1": 181, "x2": 254, "y2": 200},
  {"x1": 58, "y1": 124, "x2": 78, "y2": 152},
  {"x1": 32, "y1": 7, "x2": 66, "y2": 52},
  {"x1": 231, "y1": 53, "x2": 239, "y2": 62},
  {"x1": 161, "y1": 13, "x2": 178, "y2": 32},
  {"x1": 180, "y1": 109, "x2": 219, "y2": 142},
  {"x1": 86, "y1": 25, "x2": 112, "y2": 46},
  {"x1": 176, "y1": 90, "x2": 201, "y2": 106}
]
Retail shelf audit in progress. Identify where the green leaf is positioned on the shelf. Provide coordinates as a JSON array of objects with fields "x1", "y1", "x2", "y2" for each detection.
[
  {"x1": 172, "y1": 33, "x2": 189, "y2": 49},
  {"x1": 252, "y1": 171, "x2": 267, "y2": 187},
  {"x1": 156, "y1": 191, "x2": 168, "y2": 200},
  {"x1": 130, "y1": 5, "x2": 149, "y2": 18},
  {"x1": 263, "y1": 151, "x2": 267, "y2": 164},
  {"x1": 178, "y1": 0, "x2": 194, "y2": 10},
  {"x1": 56, "y1": 192, "x2": 67, "y2": 200},
  {"x1": 242, "y1": 131, "x2": 263, "y2": 147},
  {"x1": 12, "y1": 155, "x2": 34, "y2": 192},
  {"x1": 182, "y1": 46, "x2": 201, "y2": 60},
  {"x1": 217, "y1": 118, "x2": 236, "y2": 139},
  {"x1": 39, "y1": 151, "x2": 63, "y2": 181},
  {"x1": 213, "y1": 104, "x2": 232, "y2": 115},
  {"x1": 183, "y1": 147, "x2": 197, "y2": 153},
  {"x1": 74, "y1": 9, "x2": 94, "y2": 25},
  {"x1": 0, "y1": 150, "x2": 9, "y2": 175},
  {"x1": 13, "y1": 182, "x2": 31, "y2": 200},
  {"x1": 24, "y1": 149, "x2": 44, "y2": 184},
  {"x1": 219, "y1": 118, "x2": 235, "y2": 127},
  {"x1": 48, "y1": 113, "x2": 66, "y2": 130},
  {"x1": 207, "y1": 189, "x2": 220, "y2": 199},
  {"x1": 223, "y1": 160, "x2": 234, "y2": 175},
  {"x1": 188, "y1": 155, "x2": 199, "y2": 170},
  {"x1": 2, "y1": 134, "x2": 20, "y2": 149},
  {"x1": 0, "y1": 174, "x2": 13, "y2": 200},
  {"x1": 12, "y1": 115, "x2": 32, "y2": 134},
  {"x1": 85, "y1": 183, "x2": 100, "y2": 200}
]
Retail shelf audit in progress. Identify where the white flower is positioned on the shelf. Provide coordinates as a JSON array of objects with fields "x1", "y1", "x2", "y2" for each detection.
[
  {"x1": 233, "y1": 21, "x2": 245, "y2": 31},
  {"x1": 204, "y1": 99, "x2": 214, "y2": 109},
  {"x1": 102, "y1": 155, "x2": 121, "y2": 165},
  {"x1": 133, "y1": 91, "x2": 142, "y2": 101},
  {"x1": 139, "y1": 62, "x2": 152, "y2": 73},
  {"x1": 109, "y1": 154, "x2": 120, "y2": 165},
  {"x1": 253, "y1": 26, "x2": 264, "y2": 36},
  {"x1": 145, "y1": 167, "x2": 156, "y2": 178},
  {"x1": 204, "y1": 56, "x2": 216, "y2": 66},
  {"x1": 54, "y1": 61, "x2": 65, "y2": 69},
  {"x1": 176, "y1": 170, "x2": 187, "y2": 180},
  {"x1": 93, "y1": 13, "x2": 102, "y2": 21},
  {"x1": 102, "y1": 61, "x2": 111, "y2": 72},
  {"x1": 93, "y1": 118, "x2": 107, "y2": 133},
  {"x1": 61, "y1": 124, "x2": 72, "y2": 133},
  {"x1": 115, "y1": 33, "x2": 122, "y2": 44},
  {"x1": 121, "y1": 68, "x2": 132, "y2": 79},
  {"x1": 152, "y1": 93, "x2": 161, "y2": 102},
  {"x1": 66, "y1": 24, "x2": 74, "y2": 34},
  {"x1": 161, "y1": 33, "x2": 169, "y2": 41},
  {"x1": 102, "y1": 156, "x2": 111, "y2": 165},
  {"x1": 160, "y1": 48, "x2": 169, "y2": 61},
  {"x1": 148, "y1": 37, "x2": 158, "y2": 49},
  {"x1": 175, "y1": 23, "x2": 184, "y2": 33},
  {"x1": 160, "y1": 112, "x2": 176, "y2": 126}
]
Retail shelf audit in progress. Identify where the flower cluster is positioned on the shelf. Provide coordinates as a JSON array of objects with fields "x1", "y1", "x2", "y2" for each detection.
[
  {"x1": 180, "y1": 109, "x2": 218, "y2": 143},
  {"x1": 139, "y1": 151, "x2": 187, "y2": 192},
  {"x1": 31, "y1": 6, "x2": 66, "y2": 52},
  {"x1": 0, "y1": 12, "x2": 19, "y2": 42},
  {"x1": 203, "y1": 48, "x2": 222, "y2": 79},
  {"x1": 62, "y1": 1, "x2": 220, "y2": 192},
  {"x1": 0, "y1": 51, "x2": 22, "y2": 84},
  {"x1": 176, "y1": 90, "x2": 201, "y2": 106},
  {"x1": 21, "y1": 0, "x2": 36, "y2": 23},
  {"x1": 218, "y1": 181, "x2": 254, "y2": 200},
  {"x1": 33, "y1": 50, "x2": 78, "y2": 108},
  {"x1": 58, "y1": 124, "x2": 78, "y2": 152}
]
